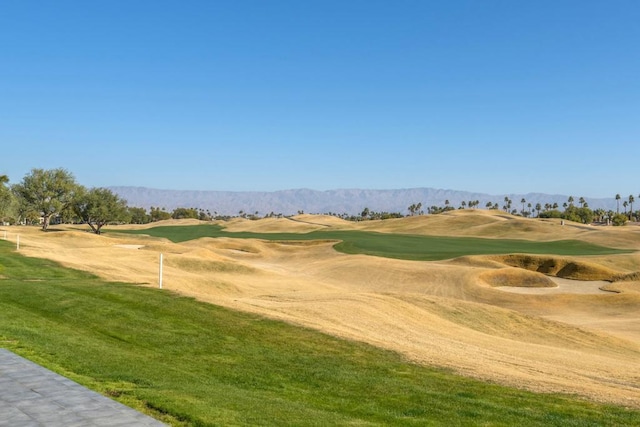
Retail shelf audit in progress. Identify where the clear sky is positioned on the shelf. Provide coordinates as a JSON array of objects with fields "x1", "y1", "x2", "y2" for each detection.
[{"x1": 1, "y1": 1, "x2": 638, "y2": 198}]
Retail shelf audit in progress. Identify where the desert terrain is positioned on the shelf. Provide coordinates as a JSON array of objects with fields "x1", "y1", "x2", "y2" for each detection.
[{"x1": 5, "y1": 210, "x2": 640, "y2": 407}]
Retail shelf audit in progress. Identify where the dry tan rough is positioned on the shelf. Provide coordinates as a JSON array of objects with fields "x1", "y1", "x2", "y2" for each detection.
[{"x1": 4, "y1": 211, "x2": 640, "y2": 408}]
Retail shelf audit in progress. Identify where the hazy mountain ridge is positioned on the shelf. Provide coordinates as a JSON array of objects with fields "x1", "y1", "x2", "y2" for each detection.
[{"x1": 109, "y1": 186, "x2": 620, "y2": 216}]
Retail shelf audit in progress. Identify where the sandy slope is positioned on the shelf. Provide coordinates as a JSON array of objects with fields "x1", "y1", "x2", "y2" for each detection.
[{"x1": 4, "y1": 212, "x2": 640, "y2": 408}]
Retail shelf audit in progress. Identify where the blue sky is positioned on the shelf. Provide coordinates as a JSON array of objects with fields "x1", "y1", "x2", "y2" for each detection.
[{"x1": 1, "y1": 1, "x2": 638, "y2": 198}]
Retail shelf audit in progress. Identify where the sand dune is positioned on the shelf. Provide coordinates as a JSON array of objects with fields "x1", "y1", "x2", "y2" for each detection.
[{"x1": 4, "y1": 214, "x2": 640, "y2": 408}]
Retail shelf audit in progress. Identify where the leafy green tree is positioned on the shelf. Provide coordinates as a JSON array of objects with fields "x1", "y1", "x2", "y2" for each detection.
[
  {"x1": 0, "y1": 174, "x2": 17, "y2": 223},
  {"x1": 574, "y1": 207, "x2": 594, "y2": 224},
  {"x1": 538, "y1": 209, "x2": 563, "y2": 219},
  {"x1": 171, "y1": 207, "x2": 199, "y2": 219},
  {"x1": 73, "y1": 187, "x2": 130, "y2": 234},
  {"x1": 198, "y1": 209, "x2": 212, "y2": 221},
  {"x1": 612, "y1": 213, "x2": 627, "y2": 226},
  {"x1": 150, "y1": 206, "x2": 172, "y2": 222},
  {"x1": 13, "y1": 168, "x2": 79, "y2": 230},
  {"x1": 128, "y1": 207, "x2": 150, "y2": 224},
  {"x1": 558, "y1": 206, "x2": 594, "y2": 224}
]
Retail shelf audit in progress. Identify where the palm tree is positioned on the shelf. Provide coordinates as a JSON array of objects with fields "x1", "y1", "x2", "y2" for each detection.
[
  {"x1": 408, "y1": 203, "x2": 422, "y2": 216},
  {"x1": 615, "y1": 194, "x2": 621, "y2": 214},
  {"x1": 623, "y1": 201, "x2": 628, "y2": 213},
  {"x1": 578, "y1": 197, "x2": 586, "y2": 208},
  {"x1": 535, "y1": 203, "x2": 541, "y2": 217},
  {"x1": 461, "y1": 201, "x2": 466, "y2": 209},
  {"x1": 568, "y1": 196, "x2": 574, "y2": 207},
  {"x1": 629, "y1": 195, "x2": 635, "y2": 220},
  {"x1": 520, "y1": 198, "x2": 526, "y2": 215}
]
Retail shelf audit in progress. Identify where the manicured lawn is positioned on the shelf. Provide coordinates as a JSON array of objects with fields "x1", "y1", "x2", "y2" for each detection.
[
  {"x1": 113, "y1": 224, "x2": 630, "y2": 260},
  {"x1": 1, "y1": 241, "x2": 639, "y2": 425}
]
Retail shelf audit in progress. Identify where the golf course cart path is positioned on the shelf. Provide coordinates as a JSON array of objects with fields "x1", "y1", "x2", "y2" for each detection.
[{"x1": 0, "y1": 349, "x2": 164, "y2": 427}]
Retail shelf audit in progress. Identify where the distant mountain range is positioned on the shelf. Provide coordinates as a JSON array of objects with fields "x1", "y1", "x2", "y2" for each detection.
[{"x1": 109, "y1": 186, "x2": 621, "y2": 216}]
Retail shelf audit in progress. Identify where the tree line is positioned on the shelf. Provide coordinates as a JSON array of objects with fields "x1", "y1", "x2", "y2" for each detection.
[
  {"x1": 343, "y1": 194, "x2": 637, "y2": 226},
  {"x1": 0, "y1": 168, "x2": 638, "y2": 231},
  {"x1": 412, "y1": 194, "x2": 635, "y2": 226}
]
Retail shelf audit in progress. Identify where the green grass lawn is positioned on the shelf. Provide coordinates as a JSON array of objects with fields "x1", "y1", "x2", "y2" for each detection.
[
  {"x1": 1, "y1": 241, "x2": 639, "y2": 425},
  {"x1": 113, "y1": 224, "x2": 631, "y2": 260}
]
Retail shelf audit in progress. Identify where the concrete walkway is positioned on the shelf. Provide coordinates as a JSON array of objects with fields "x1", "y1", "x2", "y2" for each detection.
[{"x1": 0, "y1": 349, "x2": 165, "y2": 426}]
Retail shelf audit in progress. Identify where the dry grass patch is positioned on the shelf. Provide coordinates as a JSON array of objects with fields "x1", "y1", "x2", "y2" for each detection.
[
  {"x1": 166, "y1": 255, "x2": 256, "y2": 274},
  {"x1": 221, "y1": 215, "x2": 345, "y2": 233}
]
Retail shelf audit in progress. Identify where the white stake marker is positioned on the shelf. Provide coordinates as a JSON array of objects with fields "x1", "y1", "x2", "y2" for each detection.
[{"x1": 16, "y1": 235, "x2": 20, "y2": 251}]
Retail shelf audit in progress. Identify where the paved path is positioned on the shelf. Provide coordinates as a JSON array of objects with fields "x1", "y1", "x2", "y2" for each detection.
[{"x1": 0, "y1": 349, "x2": 165, "y2": 426}]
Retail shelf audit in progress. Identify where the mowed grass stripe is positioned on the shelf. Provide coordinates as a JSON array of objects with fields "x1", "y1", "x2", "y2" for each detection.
[
  {"x1": 114, "y1": 224, "x2": 630, "y2": 260},
  {"x1": 1, "y1": 241, "x2": 639, "y2": 426}
]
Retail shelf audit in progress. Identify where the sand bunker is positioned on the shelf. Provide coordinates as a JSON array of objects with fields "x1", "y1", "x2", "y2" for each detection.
[
  {"x1": 496, "y1": 277, "x2": 612, "y2": 295},
  {"x1": 8, "y1": 215, "x2": 640, "y2": 408}
]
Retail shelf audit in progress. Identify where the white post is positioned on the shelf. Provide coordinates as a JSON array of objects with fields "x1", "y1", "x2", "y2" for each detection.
[
  {"x1": 3, "y1": 230, "x2": 6, "y2": 240},
  {"x1": 16, "y1": 235, "x2": 20, "y2": 251},
  {"x1": 159, "y1": 253, "x2": 163, "y2": 289}
]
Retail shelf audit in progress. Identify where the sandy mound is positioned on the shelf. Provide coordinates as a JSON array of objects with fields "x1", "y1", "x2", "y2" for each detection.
[
  {"x1": 353, "y1": 210, "x2": 587, "y2": 241},
  {"x1": 480, "y1": 268, "x2": 556, "y2": 288},
  {"x1": 6, "y1": 215, "x2": 640, "y2": 408},
  {"x1": 491, "y1": 254, "x2": 622, "y2": 281},
  {"x1": 221, "y1": 216, "x2": 338, "y2": 233}
]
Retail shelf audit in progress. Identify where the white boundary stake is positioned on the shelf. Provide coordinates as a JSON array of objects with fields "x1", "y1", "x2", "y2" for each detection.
[
  {"x1": 3, "y1": 230, "x2": 6, "y2": 240},
  {"x1": 16, "y1": 235, "x2": 20, "y2": 251},
  {"x1": 159, "y1": 253, "x2": 163, "y2": 289}
]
